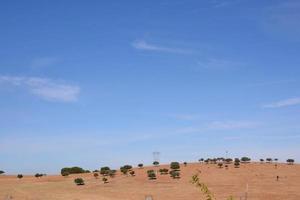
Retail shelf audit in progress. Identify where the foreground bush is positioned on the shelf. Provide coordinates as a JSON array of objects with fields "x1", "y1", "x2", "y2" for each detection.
[
  {"x1": 147, "y1": 170, "x2": 156, "y2": 180},
  {"x1": 74, "y1": 178, "x2": 85, "y2": 185}
]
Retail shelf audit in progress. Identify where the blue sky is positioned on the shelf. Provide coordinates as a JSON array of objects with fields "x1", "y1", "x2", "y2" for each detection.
[{"x1": 1, "y1": 0, "x2": 300, "y2": 174}]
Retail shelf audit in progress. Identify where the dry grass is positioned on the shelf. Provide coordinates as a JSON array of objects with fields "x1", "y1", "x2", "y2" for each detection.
[{"x1": 0, "y1": 163, "x2": 299, "y2": 200}]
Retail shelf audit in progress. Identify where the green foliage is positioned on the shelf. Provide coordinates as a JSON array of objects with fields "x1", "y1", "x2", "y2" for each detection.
[
  {"x1": 159, "y1": 168, "x2": 169, "y2": 175},
  {"x1": 61, "y1": 167, "x2": 85, "y2": 176},
  {"x1": 61, "y1": 171, "x2": 70, "y2": 176},
  {"x1": 120, "y1": 165, "x2": 132, "y2": 175},
  {"x1": 74, "y1": 178, "x2": 85, "y2": 185},
  {"x1": 225, "y1": 158, "x2": 233, "y2": 164},
  {"x1": 17, "y1": 174, "x2": 23, "y2": 179},
  {"x1": 35, "y1": 173, "x2": 43, "y2": 178},
  {"x1": 240, "y1": 157, "x2": 251, "y2": 163},
  {"x1": 108, "y1": 170, "x2": 117, "y2": 178},
  {"x1": 169, "y1": 170, "x2": 180, "y2": 179},
  {"x1": 266, "y1": 158, "x2": 273, "y2": 163},
  {"x1": 153, "y1": 161, "x2": 159, "y2": 166},
  {"x1": 85, "y1": 170, "x2": 91, "y2": 173},
  {"x1": 147, "y1": 170, "x2": 156, "y2": 180},
  {"x1": 170, "y1": 162, "x2": 180, "y2": 170},
  {"x1": 138, "y1": 163, "x2": 143, "y2": 168},
  {"x1": 198, "y1": 158, "x2": 204, "y2": 162},
  {"x1": 287, "y1": 159, "x2": 295, "y2": 164},
  {"x1": 100, "y1": 167, "x2": 111, "y2": 176}
]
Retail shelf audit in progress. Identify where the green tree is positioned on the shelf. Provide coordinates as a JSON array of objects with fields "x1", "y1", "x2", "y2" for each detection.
[
  {"x1": 287, "y1": 159, "x2": 295, "y2": 165},
  {"x1": 153, "y1": 161, "x2": 159, "y2": 166},
  {"x1": 159, "y1": 168, "x2": 169, "y2": 175},
  {"x1": 170, "y1": 162, "x2": 180, "y2": 171},
  {"x1": 147, "y1": 170, "x2": 156, "y2": 180},
  {"x1": 17, "y1": 174, "x2": 23, "y2": 179},
  {"x1": 266, "y1": 158, "x2": 273, "y2": 163},
  {"x1": 241, "y1": 157, "x2": 251, "y2": 163},
  {"x1": 74, "y1": 178, "x2": 84, "y2": 185},
  {"x1": 0, "y1": 170, "x2": 5, "y2": 174},
  {"x1": 138, "y1": 163, "x2": 143, "y2": 168},
  {"x1": 169, "y1": 170, "x2": 180, "y2": 179},
  {"x1": 100, "y1": 167, "x2": 111, "y2": 176},
  {"x1": 183, "y1": 162, "x2": 187, "y2": 166}
]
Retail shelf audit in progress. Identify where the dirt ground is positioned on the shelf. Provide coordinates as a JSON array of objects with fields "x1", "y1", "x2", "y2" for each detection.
[{"x1": 0, "y1": 163, "x2": 299, "y2": 200}]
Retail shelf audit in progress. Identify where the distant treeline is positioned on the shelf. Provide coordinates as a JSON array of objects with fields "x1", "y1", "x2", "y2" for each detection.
[{"x1": 61, "y1": 167, "x2": 90, "y2": 176}]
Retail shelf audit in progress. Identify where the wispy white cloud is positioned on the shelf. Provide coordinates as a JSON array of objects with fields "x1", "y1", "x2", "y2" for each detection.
[
  {"x1": 0, "y1": 75, "x2": 80, "y2": 102},
  {"x1": 263, "y1": 97, "x2": 300, "y2": 108},
  {"x1": 31, "y1": 57, "x2": 59, "y2": 68},
  {"x1": 132, "y1": 40, "x2": 193, "y2": 54}
]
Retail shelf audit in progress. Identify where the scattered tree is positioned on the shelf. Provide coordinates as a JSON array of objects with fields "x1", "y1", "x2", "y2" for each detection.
[
  {"x1": 218, "y1": 163, "x2": 223, "y2": 168},
  {"x1": 234, "y1": 161, "x2": 240, "y2": 168},
  {"x1": 183, "y1": 162, "x2": 187, "y2": 167},
  {"x1": 225, "y1": 158, "x2": 233, "y2": 164},
  {"x1": 17, "y1": 174, "x2": 23, "y2": 179},
  {"x1": 147, "y1": 170, "x2": 156, "y2": 180},
  {"x1": 100, "y1": 167, "x2": 110, "y2": 176},
  {"x1": 74, "y1": 178, "x2": 84, "y2": 185},
  {"x1": 169, "y1": 170, "x2": 180, "y2": 179},
  {"x1": 266, "y1": 158, "x2": 273, "y2": 163},
  {"x1": 93, "y1": 173, "x2": 99, "y2": 179},
  {"x1": 108, "y1": 170, "x2": 117, "y2": 178},
  {"x1": 102, "y1": 177, "x2": 108, "y2": 183},
  {"x1": 129, "y1": 170, "x2": 135, "y2": 176},
  {"x1": 61, "y1": 167, "x2": 85, "y2": 176},
  {"x1": 0, "y1": 170, "x2": 5, "y2": 174},
  {"x1": 287, "y1": 159, "x2": 295, "y2": 165},
  {"x1": 159, "y1": 168, "x2": 169, "y2": 175},
  {"x1": 138, "y1": 163, "x2": 143, "y2": 169},
  {"x1": 170, "y1": 162, "x2": 180, "y2": 171},
  {"x1": 35, "y1": 173, "x2": 43, "y2": 178},
  {"x1": 61, "y1": 171, "x2": 70, "y2": 177},
  {"x1": 198, "y1": 158, "x2": 204, "y2": 162},
  {"x1": 260, "y1": 159, "x2": 264, "y2": 163},
  {"x1": 153, "y1": 161, "x2": 159, "y2": 167},
  {"x1": 241, "y1": 157, "x2": 251, "y2": 163}
]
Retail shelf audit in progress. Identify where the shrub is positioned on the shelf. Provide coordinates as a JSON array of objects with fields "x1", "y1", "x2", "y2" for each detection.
[
  {"x1": 153, "y1": 161, "x2": 159, "y2": 166},
  {"x1": 0, "y1": 170, "x2": 5, "y2": 174},
  {"x1": 129, "y1": 170, "x2": 135, "y2": 176},
  {"x1": 260, "y1": 159, "x2": 264, "y2": 163},
  {"x1": 234, "y1": 161, "x2": 240, "y2": 168},
  {"x1": 93, "y1": 173, "x2": 99, "y2": 179},
  {"x1": 198, "y1": 158, "x2": 204, "y2": 162},
  {"x1": 74, "y1": 178, "x2": 84, "y2": 185},
  {"x1": 169, "y1": 170, "x2": 180, "y2": 179},
  {"x1": 147, "y1": 170, "x2": 156, "y2": 180},
  {"x1": 266, "y1": 158, "x2": 273, "y2": 163},
  {"x1": 85, "y1": 170, "x2": 91, "y2": 173},
  {"x1": 61, "y1": 167, "x2": 85, "y2": 176},
  {"x1": 102, "y1": 177, "x2": 108, "y2": 183},
  {"x1": 287, "y1": 159, "x2": 295, "y2": 165},
  {"x1": 183, "y1": 162, "x2": 187, "y2": 166},
  {"x1": 62, "y1": 171, "x2": 70, "y2": 177},
  {"x1": 138, "y1": 163, "x2": 143, "y2": 168},
  {"x1": 225, "y1": 158, "x2": 233, "y2": 164},
  {"x1": 241, "y1": 157, "x2": 251, "y2": 163},
  {"x1": 218, "y1": 163, "x2": 223, "y2": 168},
  {"x1": 170, "y1": 162, "x2": 180, "y2": 171},
  {"x1": 35, "y1": 173, "x2": 43, "y2": 178},
  {"x1": 17, "y1": 174, "x2": 23, "y2": 179},
  {"x1": 100, "y1": 167, "x2": 110, "y2": 176},
  {"x1": 159, "y1": 168, "x2": 169, "y2": 175},
  {"x1": 108, "y1": 170, "x2": 117, "y2": 178}
]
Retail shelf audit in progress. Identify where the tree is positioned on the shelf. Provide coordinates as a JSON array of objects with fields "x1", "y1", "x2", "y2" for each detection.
[
  {"x1": 61, "y1": 167, "x2": 85, "y2": 176},
  {"x1": 0, "y1": 170, "x2": 5, "y2": 174},
  {"x1": 102, "y1": 177, "x2": 108, "y2": 183},
  {"x1": 85, "y1": 170, "x2": 91, "y2": 173},
  {"x1": 159, "y1": 168, "x2": 169, "y2": 175},
  {"x1": 183, "y1": 162, "x2": 187, "y2": 167},
  {"x1": 153, "y1": 161, "x2": 159, "y2": 167},
  {"x1": 241, "y1": 157, "x2": 251, "y2": 163},
  {"x1": 100, "y1": 167, "x2": 110, "y2": 176},
  {"x1": 198, "y1": 158, "x2": 204, "y2": 162},
  {"x1": 138, "y1": 163, "x2": 143, "y2": 168},
  {"x1": 287, "y1": 159, "x2": 295, "y2": 165},
  {"x1": 234, "y1": 161, "x2": 240, "y2": 168},
  {"x1": 218, "y1": 163, "x2": 223, "y2": 168},
  {"x1": 17, "y1": 174, "x2": 23, "y2": 179},
  {"x1": 169, "y1": 170, "x2": 180, "y2": 179},
  {"x1": 225, "y1": 158, "x2": 233, "y2": 164},
  {"x1": 61, "y1": 171, "x2": 70, "y2": 177},
  {"x1": 74, "y1": 178, "x2": 84, "y2": 185},
  {"x1": 274, "y1": 158, "x2": 278, "y2": 162},
  {"x1": 129, "y1": 170, "x2": 135, "y2": 176},
  {"x1": 35, "y1": 173, "x2": 43, "y2": 178},
  {"x1": 147, "y1": 170, "x2": 156, "y2": 180},
  {"x1": 170, "y1": 162, "x2": 180, "y2": 171},
  {"x1": 120, "y1": 165, "x2": 132, "y2": 175},
  {"x1": 266, "y1": 158, "x2": 273, "y2": 163},
  {"x1": 260, "y1": 159, "x2": 264, "y2": 163},
  {"x1": 108, "y1": 170, "x2": 117, "y2": 178},
  {"x1": 93, "y1": 173, "x2": 99, "y2": 179}
]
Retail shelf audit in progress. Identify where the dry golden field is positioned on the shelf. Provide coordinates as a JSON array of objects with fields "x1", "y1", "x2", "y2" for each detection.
[{"x1": 0, "y1": 163, "x2": 299, "y2": 200}]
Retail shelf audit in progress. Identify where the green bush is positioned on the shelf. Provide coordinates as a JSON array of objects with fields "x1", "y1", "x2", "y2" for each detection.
[
  {"x1": 62, "y1": 171, "x2": 70, "y2": 176},
  {"x1": 108, "y1": 170, "x2": 117, "y2": 178},
  {"x1": 147, "y1": 170, "x2": 156, "y2": 180},
  {"x1": 169, "y1": 170, "x2": 180, "y2": 179},
  {"x1": 241, "y1": 157, "x2": 251, "y2": 163},
  {"x1": 153, "y1": 161, "x2": 159, "y2": 166},
  {"x1": 61, "y1": 167, "x2": 85, "y2": 176},
  {"x1": 170, "y1": 162, "x2": 180, "y2": 171},
  {"x1": 218, "y1": 163, "x2": 223, "y2": 168},
  {"x1": 100, "y1": 167, "x2": 111, "y2": 176},
  {"x1": 74, "y1": 178, "x2": 84, "y2": 185},
  {"x1": 120, "y1": 165, "x2": 132, "y2": 175},
  {"x1": 159, "y1": 168, "x2": 169, "y2": 175}
]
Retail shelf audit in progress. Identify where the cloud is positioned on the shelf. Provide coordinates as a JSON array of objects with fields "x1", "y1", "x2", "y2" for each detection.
[
  {"x1": 197, "y1": 58, "x2": 243, "y2": 70},
  {"x1": 132, "y1": 40, "x2": 193, "y2": 54},
  {"x1": 263, "y1": 97, "x2": 300, "y2": 108},
  {"x1": 0, "y1": 76, "x2": 80, "y2": 102},
  {"x1": 31, "y1": 57, "x2": 59, "y2": 68}
]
